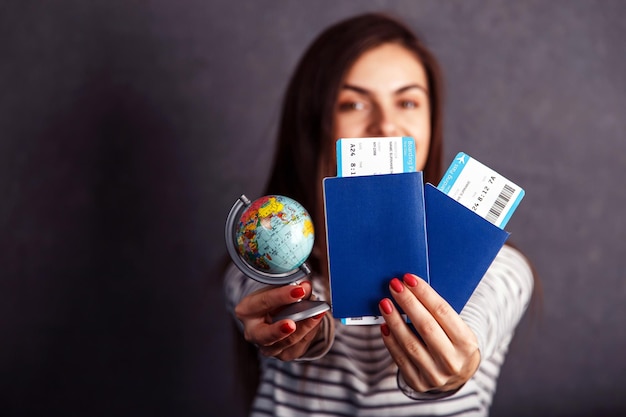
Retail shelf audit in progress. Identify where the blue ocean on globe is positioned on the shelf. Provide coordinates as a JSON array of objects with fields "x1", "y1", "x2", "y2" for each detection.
[{"x1": 236, "y1": 195, "x2": 314, "y2": 274}]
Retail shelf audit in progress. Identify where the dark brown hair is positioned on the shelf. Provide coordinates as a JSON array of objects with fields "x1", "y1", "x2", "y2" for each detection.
[{"x1": 234, "y1": 12, "x2": 447, "y2": 409}]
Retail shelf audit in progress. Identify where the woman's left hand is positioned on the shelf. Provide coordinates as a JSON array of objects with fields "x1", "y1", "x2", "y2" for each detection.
[{"x1": 378, "y1": 273, "x2": 481, "y2": 394}]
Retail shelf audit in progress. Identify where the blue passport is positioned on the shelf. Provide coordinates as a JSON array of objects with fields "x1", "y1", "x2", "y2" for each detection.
[
  {"x1": 424, "y1": 184, "x2": 510, "y2": 313},
  {"x1": 322, "y1": 172, "x2": 429, "y2": 319},
  {"x1": 323, "y1": 174, "x2": 511, "y2": 321}
]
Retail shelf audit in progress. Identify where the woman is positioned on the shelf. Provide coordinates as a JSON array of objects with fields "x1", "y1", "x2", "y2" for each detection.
[{"x1": 223, "y1": 12, "x2": 534, "y2": 416}]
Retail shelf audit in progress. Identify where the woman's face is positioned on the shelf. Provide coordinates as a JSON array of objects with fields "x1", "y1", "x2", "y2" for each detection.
[{"x1": 333, "y1": 43, "x2": 431, "y2": 171}]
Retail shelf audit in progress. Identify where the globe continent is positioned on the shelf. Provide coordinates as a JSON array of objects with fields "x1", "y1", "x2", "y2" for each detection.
[{"x1": 236, "y1": 195, "x2": 314, "y2": 274}]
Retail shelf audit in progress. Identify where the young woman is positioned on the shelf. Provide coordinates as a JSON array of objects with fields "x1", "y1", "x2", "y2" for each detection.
[{"x1": 223, "y1": 12, "x2": 534, "y2": 416}]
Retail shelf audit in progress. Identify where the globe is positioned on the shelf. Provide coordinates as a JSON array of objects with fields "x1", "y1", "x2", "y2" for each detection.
[{"x1": 235, "y1": 195, "x2": 315, "y2": 274}]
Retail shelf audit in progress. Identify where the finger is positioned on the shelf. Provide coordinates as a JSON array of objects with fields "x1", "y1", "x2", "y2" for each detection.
[
  {"x1": 380, "y1": 323, "x2": 422, "y2": 382},
  {"x1": 259, "y1": 312, "x2": 326, "y2": 359},
  {"x1": 402, "y1": 274, "x2": 475, "y2": 346},
  {"x1": 254, "y1": 318, "x2": 297, "y2": 347},
  {"x1": 380, "y1": 323, "x2": 434, "y2": 393},
  {"x1": 387, "y1": 277, "x2": 451, "y2": 354},
  {"x1": 236, "y1": 281, "x2": 312, "y2": 318},
  {"x1": 378, "y1": 297, "x2": 436, "y2": 370}
]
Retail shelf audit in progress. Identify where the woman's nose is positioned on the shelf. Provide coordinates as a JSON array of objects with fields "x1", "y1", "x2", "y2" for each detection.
[{"x1": 367, "y1": 106, "x2": 399, "y2": 136}]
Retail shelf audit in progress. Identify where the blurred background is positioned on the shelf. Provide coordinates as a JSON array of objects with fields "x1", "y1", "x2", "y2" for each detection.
[{"x1": 1, "y1": 1, "x2": 624, "y2": 416}]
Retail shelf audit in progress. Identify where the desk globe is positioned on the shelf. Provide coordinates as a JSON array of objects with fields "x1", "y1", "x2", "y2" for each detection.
[
  {"x1": 237, "y1": 195, "x2": 314, "y2": 274},
  {"x1": 225, "y1": 194, "x2": 329, "y2": 321}
]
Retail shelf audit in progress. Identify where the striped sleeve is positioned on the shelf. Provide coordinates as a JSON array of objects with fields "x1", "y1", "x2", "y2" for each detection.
[
  {"x1": 460, "y1": 244, "x2": 534, "y2": 360},
  {"x1": 222, "y1": 262, "x2": 270, "y2": 332}
]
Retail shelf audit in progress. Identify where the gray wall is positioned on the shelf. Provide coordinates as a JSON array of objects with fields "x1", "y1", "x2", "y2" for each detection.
[{"x1": 1, "y1": 1, "x2": 624, "y2": 416}]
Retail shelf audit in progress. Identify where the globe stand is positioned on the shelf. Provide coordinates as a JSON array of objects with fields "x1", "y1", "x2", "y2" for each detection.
[{"x1": 225, "y1": 194, "x2": 330, "y2": 322}]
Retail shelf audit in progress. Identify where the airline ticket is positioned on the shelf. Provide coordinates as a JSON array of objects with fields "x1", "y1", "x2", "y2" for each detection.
[
  {"x1": 336, "y1": 136, "x2": 416, "y2": 177},
  {"x1": 437, "y1": 152, "x2": 525, "y2": 229}
]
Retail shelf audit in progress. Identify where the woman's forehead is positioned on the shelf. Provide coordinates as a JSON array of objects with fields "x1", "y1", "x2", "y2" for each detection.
[{"x1": 343, "y1": 43, "x2": 428, "y2": 92}]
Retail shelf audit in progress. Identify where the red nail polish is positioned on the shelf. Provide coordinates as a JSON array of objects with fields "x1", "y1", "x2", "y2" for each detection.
[
  {"x1": 280, "y1": 322, "x2": 294, "y2": 334},
  {"x1": 403, "y1": 273, "x2": 418, "y2": 287},
  {"x1": 390, "y1": 278, "x2": 404, "y2": 293},
  {"x1": 379, "y1": 298, "x2": 393, "y2": 315},
  {"x1": 381, "y1": 323, "x2": 390, "y2": 336},
  {"x1": 290, "y1": 286, "x2": 305, "y2": 299}
]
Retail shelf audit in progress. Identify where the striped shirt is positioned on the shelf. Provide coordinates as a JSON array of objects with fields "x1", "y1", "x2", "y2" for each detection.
[{"x1": 223, "y1": 244, "x2": 534, "y2": 416}]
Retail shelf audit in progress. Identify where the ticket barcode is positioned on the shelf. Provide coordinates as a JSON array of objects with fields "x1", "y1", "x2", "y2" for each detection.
[{"x1": 486, "y1": 184, "x2": 516, "y2": 224}]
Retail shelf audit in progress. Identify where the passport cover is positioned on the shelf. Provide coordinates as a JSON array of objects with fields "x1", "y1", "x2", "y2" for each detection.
[
  {"x1": 424, "y1": 183, "x2": 510, "y2": 313},
  {"x1": 323, "y1": 172, "x2": 429, "y2": 319}
]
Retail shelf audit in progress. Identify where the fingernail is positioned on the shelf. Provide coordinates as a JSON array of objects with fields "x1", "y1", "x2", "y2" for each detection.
[
  {"x1": 379, "y1": 298, "x2": 393, "y2": 315},
  {"x1": 381, "y1": 323, "x2": 390, "y2": 336},
  {"x1": 403, "y1": 273, "x2": 418, "y2": 287},
  {"x1": 390, "y1": 278, "x2": 404, "y2": 293},
  {"x1": 280, "y1": 322, "x2": 294, "y2": 334},
  {"x1": 290, "y1": 286, "x2": 305, "y2": 299}
]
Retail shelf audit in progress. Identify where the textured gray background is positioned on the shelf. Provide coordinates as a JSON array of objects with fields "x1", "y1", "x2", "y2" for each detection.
[{"x1": 1, "y1": 1, "x2": 625, "y2": 416}]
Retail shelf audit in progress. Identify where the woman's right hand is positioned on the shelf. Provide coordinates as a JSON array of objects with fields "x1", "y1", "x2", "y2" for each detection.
[{"x1": 234, "y1": 281, "x2": 326, "y2": 361}]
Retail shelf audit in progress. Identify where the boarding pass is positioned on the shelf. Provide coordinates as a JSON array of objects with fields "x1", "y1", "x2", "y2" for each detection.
[
  {"x1": 437, "y1": 152, "x2": 525, "y2": 229},
  {"x1": 336, "y1": 136, "x2": 416, "y2": 177}
]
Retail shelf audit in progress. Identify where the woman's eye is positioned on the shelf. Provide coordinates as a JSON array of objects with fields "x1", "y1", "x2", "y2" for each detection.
[
  {"x1": 338, "y1": 101, "x2": 366, "y2": 111},
  {"x1": 399, "y1": 100, "x2": 418, "y2": 109}
]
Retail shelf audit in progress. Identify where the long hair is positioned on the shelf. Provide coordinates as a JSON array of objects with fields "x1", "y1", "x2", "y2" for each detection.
[{"x1": 234, "y1": 12, "x2": 447, "y2": 409}]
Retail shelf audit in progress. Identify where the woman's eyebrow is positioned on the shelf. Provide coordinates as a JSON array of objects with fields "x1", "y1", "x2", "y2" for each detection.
[
  {"x1": 341, "y1": 84, "x2": 372, "y2": 96},
  {"x1": 341, "y1": 83, "x2": 428, "y2": 95},
  {"x1": 395, "y1": 84, "x2": 428, "y2": 95}
]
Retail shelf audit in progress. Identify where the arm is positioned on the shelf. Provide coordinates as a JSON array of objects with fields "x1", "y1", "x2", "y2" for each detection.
[{"x1": 459, "y1": 245, "x2": 534, "y2": 361}]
